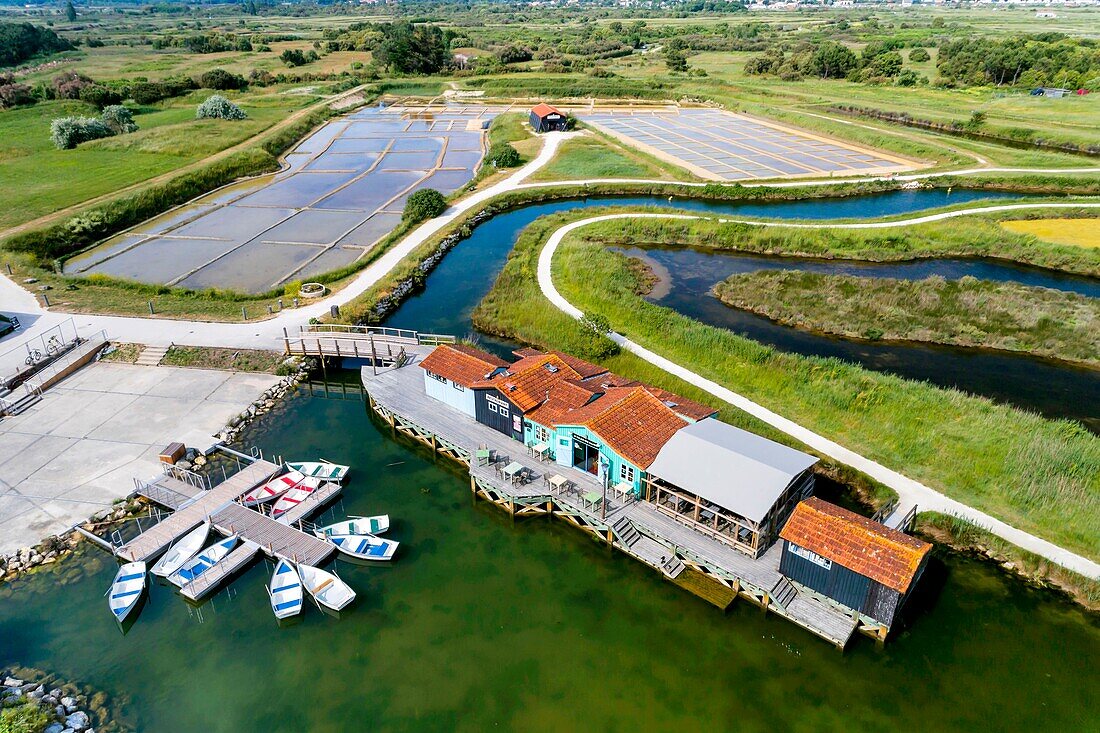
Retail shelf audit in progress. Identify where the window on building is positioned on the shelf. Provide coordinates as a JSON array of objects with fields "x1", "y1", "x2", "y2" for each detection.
[
  {"x1": 533, "y1": 424, "x2": 550, "y2": 443},
  {"x1": 451, "y1": 380, "x2": 465, "y2": 391},
  {"x1": 427, "y1": 371, "x2": 447, "y2": 383},
  {"x1": 619, "y1": 464, "x2": 636, "y2": 484},
  {"x1": 788, "y1": 543, "x2": 832, "y2": 570}
]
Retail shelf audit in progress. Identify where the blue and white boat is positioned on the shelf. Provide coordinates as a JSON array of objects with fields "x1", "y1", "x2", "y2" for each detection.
[
  {"x1": 168, "y1": 535, "x2": 238, "y2": 587},
  {"x1": 107, "y1": 561, "x2": 146, "y2": 622},
  {"x1": 267, "y1": 558, "x2": 303, "y2": 620},
  {"x1": 317, "y1": 515, "x2": 390, "y2": 537},
  {"x1": 314, "y1": 531, "x2": 399, "y2": 562},
  {"x1": 297, "y1": 563, "x2": 355, "y2": 611}
]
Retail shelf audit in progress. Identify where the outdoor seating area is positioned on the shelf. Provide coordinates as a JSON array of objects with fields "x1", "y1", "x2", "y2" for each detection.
[{"x1": 649, "y1": 482, "x2": 758, "y2": 551}]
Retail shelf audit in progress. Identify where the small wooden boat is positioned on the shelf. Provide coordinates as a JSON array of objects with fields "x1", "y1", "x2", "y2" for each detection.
[
  {"x1": 169, "y1": 535, "x2": 238, "y2": 587},
  {"x1": 315, "y1": 531, "x2": 399, "y2": 562},
  {"x1": 270, "y1": 477, "x2": 322, "y2": 522},
  {"x1": 316, "y1": 515, "x2": 390, "y2": 537},
  {"x1": 286, "y1": 460, "x2": 349, "y2": 483},
  {"x1": 297, "y1": 563, "x2": 355, "y2": 611},
  {"x1": 267, "y1": 558, "x2": 303, "y2": 620},
  {"x1": 241, "y1": 469, "x2": 306, "y2": 507},
  {"x1": 151, "y1": 521, "x2": 209, "y2": 578},
  {"x1": 107, "y1": 562, "x2": 146, "y2": 622}
]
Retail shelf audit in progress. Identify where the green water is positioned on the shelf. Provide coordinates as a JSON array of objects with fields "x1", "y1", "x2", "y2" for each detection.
[{"x1": 1, "y1": 381, "x2": 1097, "y2": 732}]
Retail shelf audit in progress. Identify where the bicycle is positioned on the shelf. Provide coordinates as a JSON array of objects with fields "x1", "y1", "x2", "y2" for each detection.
[
  {"x1": 45, "y1": 335, "x2": 63, "y2": 356},
  {"x1": 24, "y1": 349, "x2": 42, "y2": 366}
]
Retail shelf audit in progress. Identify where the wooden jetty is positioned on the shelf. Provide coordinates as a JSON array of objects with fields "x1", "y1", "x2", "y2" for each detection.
[
  {"x1": 283, "y1": 325, "x2": 454, "y2": 364},
  {"x1": 363, "y1": 356, "x2": 863, "y2": 648},
  {"x1": 118, "y1": 460, "x2": 279, "y2": 562},
  {"x1": 122, "y1": 455, "x2": 345, "y2": 601}
]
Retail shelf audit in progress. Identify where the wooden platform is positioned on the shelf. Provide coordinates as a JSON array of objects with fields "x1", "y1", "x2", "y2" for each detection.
[
  {"x1": 211, "y1": 503, "x2": 334, "y2": 567},
  {"x1": 364, "y1": 361, "x2": 862, "y2": 648},
  {"x1": 283, "y1": 325, "x2": 453, "y2": 362},
  {"x1": 118, "y1": 460, "x2": 279, "y2": 562}
]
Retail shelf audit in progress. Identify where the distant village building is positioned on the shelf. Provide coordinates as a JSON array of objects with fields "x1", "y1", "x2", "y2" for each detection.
[
  {"x1": 779, "y1": 497, "x2": 932, "y2": 631},
  {"x1": 529, "y1": 103, "x2": 568, "y2": 133}
]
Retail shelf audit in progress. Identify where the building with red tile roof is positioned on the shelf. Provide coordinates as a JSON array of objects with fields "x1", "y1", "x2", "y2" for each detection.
[{"x1": 530, "y1": 103, "x2": 568, "y2": 133}]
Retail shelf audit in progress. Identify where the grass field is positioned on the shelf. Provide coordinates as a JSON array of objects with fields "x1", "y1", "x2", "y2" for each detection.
[
  {"x1": 714, "y1": 270, "x2": 1100, "y2": 366},
  {"x1": 528, "y1": 129, "x2": 697, "y2": 182},
  {"x1": 1002, "y1": 219, "x2": 1100, "y2": 249},
  {"x1": 0, "y1": 88, "x2": 317, "y2": 231},
  {"x1": 471, "y1": 208, "x2": 1100, "y2": 561}
]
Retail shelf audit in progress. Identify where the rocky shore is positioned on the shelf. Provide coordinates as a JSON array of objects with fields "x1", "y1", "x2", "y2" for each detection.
[
  {"x1": 1, "y1": 666, "x2": 130, "y2": 733},
  {"x1": 214, "y1": 356, "x2": 314, "y2": 446}
]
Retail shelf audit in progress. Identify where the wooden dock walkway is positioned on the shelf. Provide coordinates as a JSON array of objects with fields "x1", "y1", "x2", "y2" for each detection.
[
  {"x1": 118, "y1": 460, "x2": 279, "y2": 562},
  {"x1": 363, "y1": 361, "x2": 861, "y2": 648},
  {"x1": 283, "y1": 325, "x2": 453, "y2": 363},
  {"x1": 211, "y1": 504, "x2": 334, "y2": 567}
]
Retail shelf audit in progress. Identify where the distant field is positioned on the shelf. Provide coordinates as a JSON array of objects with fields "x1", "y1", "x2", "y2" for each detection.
[
  {"x1": 0, "y1": 88, "x2": 316, "y2": 230},
  {"x1": 1001, "y1": 219, "x2": 1100, "y2": 249}
]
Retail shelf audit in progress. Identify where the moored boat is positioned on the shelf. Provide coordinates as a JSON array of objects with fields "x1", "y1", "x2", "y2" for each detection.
[
  {"x1": 297, "y1": 563, "x2": 356, "y2": 611},
  {"x1": 150, "y1": 521, "x2": 209, "y2": 578},
  {"x1": 270, "y1": 477, "x2": 322, "y2": 522},
  {"x1": 286, "y1": 460, "x2": 349, "y2": 483},
  {"x1": 241, "y1": 469, "x2": 306, "y2": 507},
  {"x1": 169, "y1": 535, "x2": 238, "y2": 587},
  {"x1": 107, "y1": 562, "x2": 146, "y2": 622},
  {"x1": 317, "y1": 515, "x2": 390, "y2": 536},
  {"x1": 315, "y1": 531, "x2": 399, "y2": 562},
  {"x1": 267, "y1": 558, "x2": 303, "y2": 620}
]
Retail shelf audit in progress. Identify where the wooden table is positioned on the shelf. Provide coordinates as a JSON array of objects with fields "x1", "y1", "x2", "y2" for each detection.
[
  {"x1": 503, "y1": 461, "x2": 526, "y2": 485},
  {"x1": 531, "y1": 442, "x2": 550, "y2": 462},
  {"x1": 547, "y1": 474, "x2": 570, "y2": 493},
  {"x1": 582, "y1": 490, "x2": 603, "y2": 511},
  {"x1": 475, "y1": 448, "x2": 491, "y2": 467},
  {"x1": 612, "y1": 481, "x2": 634, "y2": 502}
]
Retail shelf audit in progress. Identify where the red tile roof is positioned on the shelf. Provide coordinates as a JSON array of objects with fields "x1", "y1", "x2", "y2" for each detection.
[
  {"x1": 582, "y1": 388, "x2": 690, "y2": 469},
  {"x1": 472, "y1": 353, "x2": 583, "y2": 412},
  {"x1": 531, "y1": 103, "x2": 563, "y2": 118},
  {"x1": 419, "y1": 344, "x2": 508, "y2": 388},
  {"x1": 780, "y1": 498, "x2": 931, "y2": 594}
]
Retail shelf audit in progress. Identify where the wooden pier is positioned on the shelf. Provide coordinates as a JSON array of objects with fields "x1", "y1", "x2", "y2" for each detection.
[
  {"x1": 363, "y1": 357, "x2": 870, "y2": 648},
  {"x1": 118, "y1": 460, "x2": 279, "y2": 562},
  {"x1": 122, "y1": 454, "x2": 345, "y2": 602}
]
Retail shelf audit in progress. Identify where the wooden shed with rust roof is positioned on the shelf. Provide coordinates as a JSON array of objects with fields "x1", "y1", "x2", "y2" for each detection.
[
  {"x1": 779, "y1": 497, "x2": 932, "y2": 630},
  {"x1": 530, "y1": 103, "x2": 568, "y2": 133}
]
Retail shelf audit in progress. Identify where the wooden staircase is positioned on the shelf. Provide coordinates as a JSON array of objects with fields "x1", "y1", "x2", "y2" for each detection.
[
  {"x1": 135, "y1": 345, "x2": 170, "y2": 367},
  {"x1": 611, "y1": 516, "x2": 642, "y2": 548},
  {"x1": 769, "y1": 576, "x2": 799, "y2": 611},
  {"x1": 661, "y1": 555, "x2": 686, "y2": 579}
]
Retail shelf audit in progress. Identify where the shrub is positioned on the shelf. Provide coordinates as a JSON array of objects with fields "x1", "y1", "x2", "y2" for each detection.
[
  {"x1": 0, "y1": 698, "x2": 50, "y2": 733},
  {"x1": 101, "y1": 104, "x2": 138, "y2": 134},
  {"x1": 50, "y1": 70, "x2": 93, "y2": 99},
  {"x1": 280, "y1": 48, "x2": 316, "y2": 67},
  {"x1": 909, "y1": 47, "x2": 930, "y2": 63},
  {"x1": 78, "y1": 83, "x2": 122, "y2": 109},
  {"x1": 50, "y1": 115, "x2": 111, "y2": 149},
  {"x1": 403, "y1": 188, "x2": 446, "y2": 223},
  {"x1": 196, "y1": 94, "x2": 246, "y2": 120},
  {"x1": 0, "y1": 73, "x2": 34, "y2": 108},
  {"x1": 484, "y1": 141, "x2": 521, "y2": 169},
  {"x1": 200, "y1": 68, "x2": 246, "y2": 90},
  {"x1": 248, "y1": 69, "x2": 274, "y2": 86}
]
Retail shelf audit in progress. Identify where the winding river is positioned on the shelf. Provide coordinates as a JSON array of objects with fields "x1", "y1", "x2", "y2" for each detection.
[{"x1": 387, "y1": 189, "x2": 1099, "y2": 429}]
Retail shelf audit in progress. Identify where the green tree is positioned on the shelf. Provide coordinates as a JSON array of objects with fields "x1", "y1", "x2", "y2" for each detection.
[
  {"x1": 909, "y1": 47, "x2": 930, "y2": 63},
  {"x1": 100, "y1": 104, "x2": 137, "y2": 134},
  {"x1": 200, "y1": 68, "x2": 246, "y2": 90},
  {"x1": 665, "y1": 48, "x2": 688, "y2": 73},
  {"x1": 805, "y1": 42, "x2": 858, "y2": 79},
  {"x1": 374, "y1": 21, "x2": 448, "y2": 74},
  {"x1": 196, "y1": 94, "x2": 246, "y2": 120},
  {"x1": 403, "y1": 188, "x2": 446, "y2": 223},
  {"x1": 484, "y1": 142, "x2": 521, "y2": 169},
  {"x1": 64, "y1": 0, "x2": 76, "y2": 22}
]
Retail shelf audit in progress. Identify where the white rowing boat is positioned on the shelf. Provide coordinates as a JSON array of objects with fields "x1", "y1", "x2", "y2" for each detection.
[
  {"x1": 267, "y1": 558, "x2": 303, "y2": 620},
  {"x1": 150, "y1": 521, "x2": 209, "y2": 578},
  {"x1": 107, "y1": 562, "x2": 146, "y2": 622},
  {"x1": 315, "y1": 531, "x2": 399, "y2": 562},
  {"x1": 297, "y1": 563, "x2": 356, "y2": 611},
  {"x1": 270, "y1": 476, "x2": 322, "y2": 522},
  {"x1": 316, "y1": 515, "x2": 390, "y2": 537},
  {"x1": 241, "y1": 469, "x2": 306, "y2": 507},
  {"x1": 286, "y1": 460, "x2": 349, "y2": 483},
  {"x1": 168, "y1": 535, "x2": 238, "y2": 587}
]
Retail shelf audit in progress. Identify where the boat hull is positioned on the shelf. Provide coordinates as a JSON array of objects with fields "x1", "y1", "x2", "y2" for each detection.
[
  {"x1": 150, "y1": 521, "x2": 209, "y2": 578},
  {"x1": 268, "y1": 559, "x2": 303, "y2": 620},
  {"x1": 317, "y1": 532, "x2": 398, "y2": 562},
  {"x1": 108, "y1": 562, "x2": 147, "y2": 622},
  {"x1": 169, "y1": 535, "x2": 238, "y2": 587},
  {"x1": 297, "y1": 564, "x2": 355, "y2": 611}
]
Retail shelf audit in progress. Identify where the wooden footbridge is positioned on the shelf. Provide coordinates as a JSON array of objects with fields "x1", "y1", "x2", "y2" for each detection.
[
  {"x1": 282, "y1": 325, "x2": 455, "y2": 365},
  {"x1": 119, "y1": 453, "x2": 343, "y2": 601}
]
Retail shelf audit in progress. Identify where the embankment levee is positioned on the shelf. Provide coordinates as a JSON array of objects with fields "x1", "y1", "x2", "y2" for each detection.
[{"x1": 0, "y1": 353, "x2": 310, "y2": 582}]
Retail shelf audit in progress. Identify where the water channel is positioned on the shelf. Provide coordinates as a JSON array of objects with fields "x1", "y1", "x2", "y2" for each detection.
[
  {"x1": 1, "y1": 379, "x2": 1096, "y2": 731},
  {"x1": 387, "y1": 189, "x2": 1099, "y2": 429},
  {"x1": 3, "y1": 189, "x2": 1098, "y2": 730}
]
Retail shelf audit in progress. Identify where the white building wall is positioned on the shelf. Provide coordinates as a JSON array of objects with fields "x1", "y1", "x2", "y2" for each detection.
[{"x1": 423, "y1": 372, "x2": 476, "y2": 418}]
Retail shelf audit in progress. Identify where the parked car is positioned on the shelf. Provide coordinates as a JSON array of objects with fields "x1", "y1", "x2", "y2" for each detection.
[{"x1": 0, "y1": 313, "x2": 20, "y2": 338}]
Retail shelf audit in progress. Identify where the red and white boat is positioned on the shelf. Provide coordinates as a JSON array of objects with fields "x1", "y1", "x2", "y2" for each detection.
[
  {"x1": 241, "y1": 469, "x2": 306, "y2": 507},
  {"x1": 271, "y1": 476, "x2": 323, "y2": 522}
]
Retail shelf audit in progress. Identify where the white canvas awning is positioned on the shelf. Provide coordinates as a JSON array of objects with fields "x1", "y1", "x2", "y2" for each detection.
[{"x1": 647, "y1": 419, "x2": 818, "y2": 523}]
